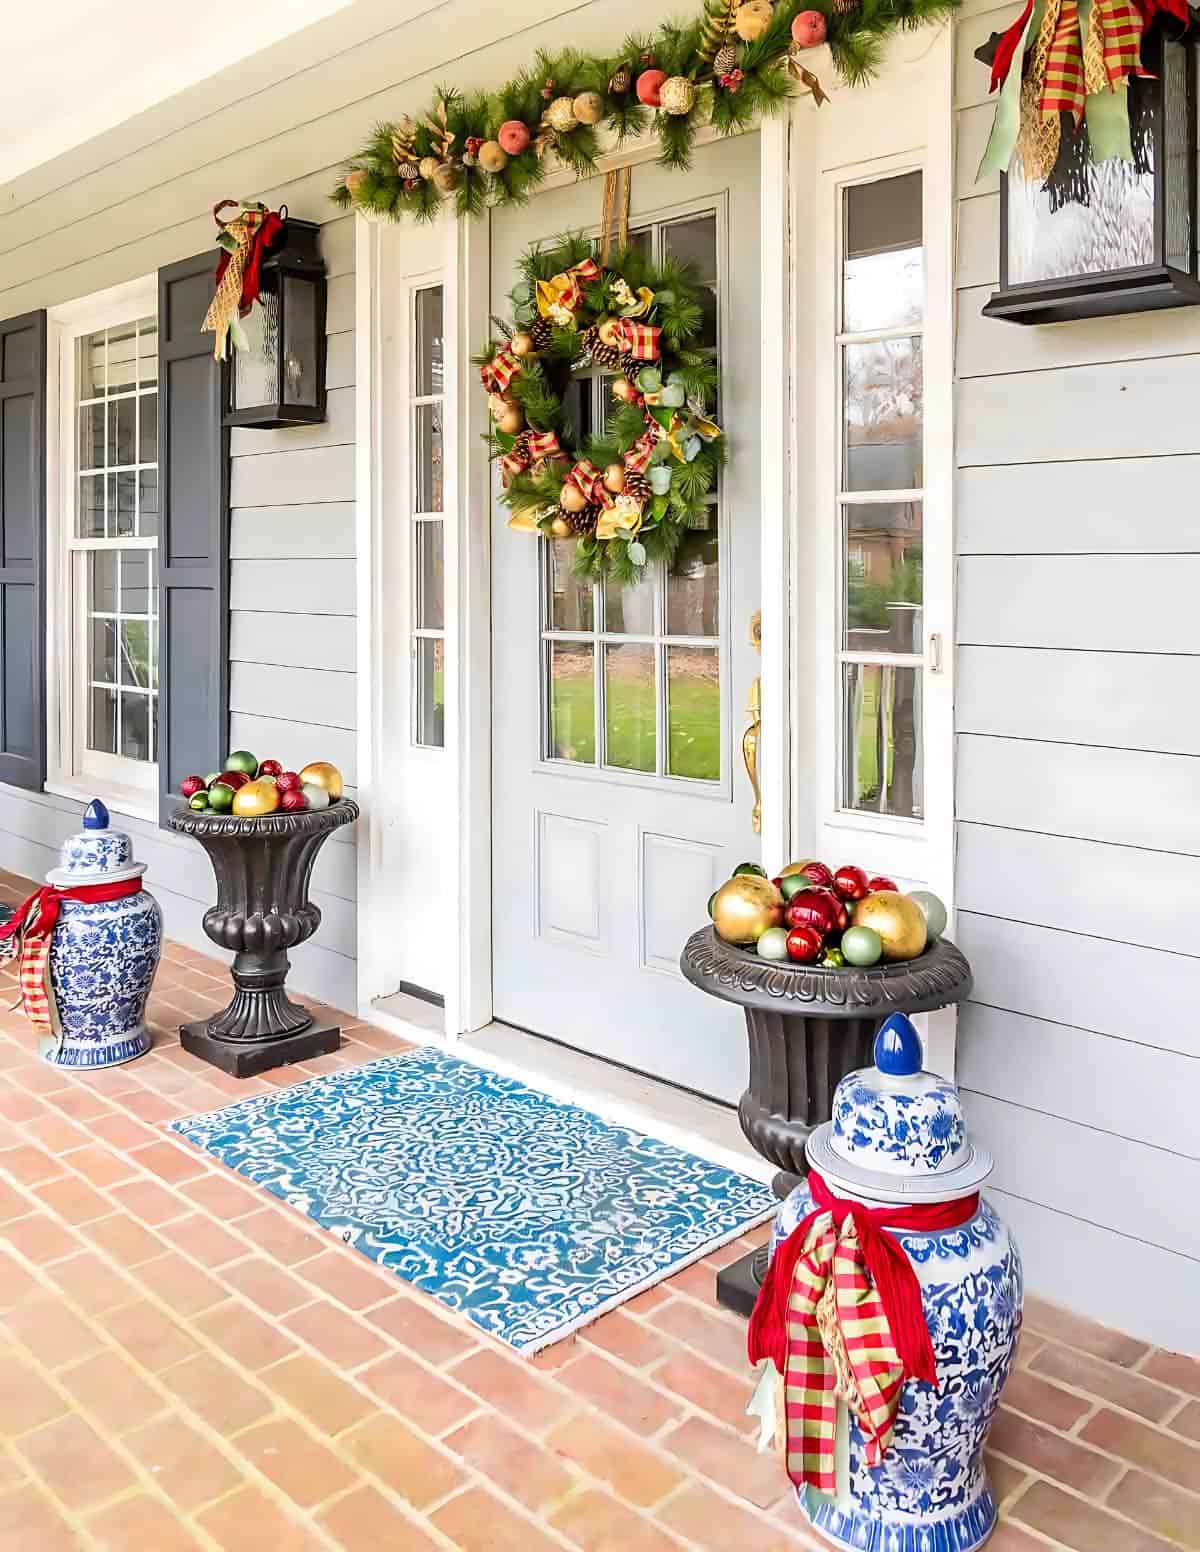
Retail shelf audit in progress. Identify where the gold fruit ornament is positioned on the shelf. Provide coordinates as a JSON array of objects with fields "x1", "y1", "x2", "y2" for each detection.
[
  {"x1": 431, "y1": 162, "x2": 460, "y2": 194},
  {"x1": 660, "y1": 76, "x2": 697, "y2": 115},
  {"x1": 712, "y1": 876, "x2": 784, "y2": 946},
  {"x1": 853, "y1": 891, "x2": 928, "y2": 962},
  {"x1": 496, "y1": 403, "x2": 524, "y2": 435},
  {"x1": 510, "y1": 330, "x2": 535, "y2": 357},
  {"x1": 734, "y1": 0, "x2": 773, "y2": 42},
  {"x1": 559, "y1": 482, "x2": 588, "y2": 514},
  {"x1": 298, "y1": 761, "x2": 344, "y2": 802},
  {"x1": 418, "y1": 155, "x2": 440, "y2": 179},
  {"x1": 550, "y1": 515, "x2": 573, "y2": 538},
  {"x1": 344, "y1": 169, "x2": 369, "y2": 199},
  {"x1": 573, "y1": 90, "x2": 606, "y2": 124},
  {"x1": 545, "y1": 96, "x2": 579, "y2": 133},
  {"x1": 597, "y1": 316, "x2": 622, "y2": 347},
  {"x1": 477, "y1": 140, "x2": 509, "y2": 174},
  {"x1": 603, "y1": 463, "x2": 626, "y2": 494},
  {"x1": 232, "y1": 779, "x2": 281, "y2": 817}
]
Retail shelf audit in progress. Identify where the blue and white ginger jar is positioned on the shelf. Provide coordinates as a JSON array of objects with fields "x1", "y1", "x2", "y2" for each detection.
[
  {"x1": 44, "y1": 800, "x2": 162, "y2": 1069},
  {"x1": 775, "y1": 1014, "x2": 1022, "y2": 1552}
]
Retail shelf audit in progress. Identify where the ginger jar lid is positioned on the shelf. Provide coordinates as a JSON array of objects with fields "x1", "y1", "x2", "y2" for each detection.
[
  {"x1": 46, "y1": 799, "x2": 145, "y2": 887},
  {"x1": 805, "y1": 1013, "x2": 993, "y2": 1203}
]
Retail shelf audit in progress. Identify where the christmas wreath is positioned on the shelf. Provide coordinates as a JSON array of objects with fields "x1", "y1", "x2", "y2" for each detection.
[
  {"x1": 480, "y1": 234, "x2": 724, "y2": 584},
  {"x1": 332, "y1": 0, "x2": 960, "y2": 222}
]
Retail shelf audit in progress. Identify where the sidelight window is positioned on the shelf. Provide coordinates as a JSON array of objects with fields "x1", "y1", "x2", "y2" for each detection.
[{"x1": 411, "y1": 284, "x2": 446, "y2": 749}]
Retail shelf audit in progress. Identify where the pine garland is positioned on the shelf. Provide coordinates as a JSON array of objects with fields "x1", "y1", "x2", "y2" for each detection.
[
  {"x1": 330, "y1": 0, "x2": 959, "y2": 220},
  {"x1": 481, "y1": 236, "x2": 726, "y2": 582}
]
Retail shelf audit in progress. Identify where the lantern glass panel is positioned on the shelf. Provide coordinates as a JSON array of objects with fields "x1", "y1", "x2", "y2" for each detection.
[
  {"x1": 1007, "y1": 149, "x2": 1155, "y2": 286},
  {"x1": 1164, "y1": 41, "x2": 1192, "y2": 271},
  {"x1": 232, "y1": 288, "x2": 281, "y2": 410},
  {"x1": 281, "y1": 274, "x2": 319, "y2": 407}
]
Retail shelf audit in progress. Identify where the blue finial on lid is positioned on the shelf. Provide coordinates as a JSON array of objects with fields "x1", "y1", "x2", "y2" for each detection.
[
  {"x1": 874, "y1": 1012, "x2": 922, "y2": 1076},
  {"x1": 82, "y1": 799, "x2": 110, "y2": 831}
]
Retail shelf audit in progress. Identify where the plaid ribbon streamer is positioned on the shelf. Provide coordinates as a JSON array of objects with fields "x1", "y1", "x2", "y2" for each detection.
[
  {"x1": 500, "y1": 429, "x2": 563, "y2": 484},
  {"x1": 1096, "y1": 0, "x2": 1144, "y2": 85},
  {"x1": 613, "y1": 319, "x2": 662, "y2": 361},
  {"x1": 624, "y1": 431, "x2": 659, "y2": 476},
  {"x1": 480, "y1": 348, "x2": 522, "y2": 395},
  {"x1": 781, "y1": 1216, "x2": 907, "y2": 1493},
  {"x1": 1041, "y1": 0, "x2": 1086, "y2": 122},
  {"x1": 568, "y1": 458, "x2": 607, "y2": 505},
  {"x1": 0, "y1": 881, "x2": 143, "y2": 1041}
]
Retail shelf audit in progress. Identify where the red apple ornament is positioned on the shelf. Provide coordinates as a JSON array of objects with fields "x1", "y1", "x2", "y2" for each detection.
[
  {"x1": 786, "y1": 925, "x2": 824, "y2": 963},
  {"x1": 498, "y1": 119, "x2": 531, "y2": 155},
  {"x1": 833, "y1": 864, "x2": 870, "y2": 901},
  {"x1": 636, "y1": 68, "x2": 667, "y2": 106},
  {"x1": 279, "y1": 788, "x2": 308, "y2": 813},
  {"x1": 179, "y1": 775, "x2": 206, "y2": 799},
  {"x1": 791, "y1": 10, "x2": 827, "y2": 48}
]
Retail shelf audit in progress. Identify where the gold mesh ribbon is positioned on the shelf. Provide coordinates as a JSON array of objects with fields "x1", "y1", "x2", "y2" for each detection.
[
  {"x1": 599, "y1": 167, "x2": 631, "y2": 265},
  {"x1": 1083, "y1": 0, "x2": 1109, "y2": 96},
  {"x1": 1017, "y1": 0, "x2": 1064, "y2": 181},
  {"x1": 201, "y1": 205, "x2": 255, "y2": 361}
]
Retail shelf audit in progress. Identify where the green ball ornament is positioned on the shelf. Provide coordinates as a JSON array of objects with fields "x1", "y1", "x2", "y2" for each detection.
[
  {"x1": 779, "y1": 874, "x2": 813, "y2": 902},
  {"x1": 841, "y1": 925, "x2": 883, "y2": 967},
  {"x1": 733, "y1": 861, "x2": 767, "y2": 879},
  {"x1": 708, "y1": 889, "x2": 719, "y2": 919},
  {"x1": 188, "y1": 792, "x2": 210, "y2": 811},
  {"x1": 206, "y1": 783, "x2": 234, "y2": 814},
  {"x1": 225, "y1": 749, "x2": 258, "y2": 776},
  {"x1": 908, "y1": 890, "x2": 948, "y2": 940},
  {"x1": 756, "y1": 926, "x2": 790, "y2": 962},
  {"x1": 821, "y1": 946, "x2": 846, "y2": 968}
]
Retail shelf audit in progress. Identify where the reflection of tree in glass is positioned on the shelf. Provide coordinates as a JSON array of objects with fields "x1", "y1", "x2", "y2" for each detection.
[{"x1": 848, "y1": 546, "x2": 922, "y2": 630}]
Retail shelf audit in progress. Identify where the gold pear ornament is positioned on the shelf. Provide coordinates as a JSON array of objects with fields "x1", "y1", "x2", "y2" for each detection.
[
  {"x1": 853, "y1": 891, "x2": 928, "y2": 961},
  {"x1": 298, "y1": 761, "x2": 344, "y2": 802},
  {"x1": 231, "y1": 779, "x2": 281, "y2": 817},
  {"x1": 712, "y1": 875, "x2": 784, "y2": 946}
]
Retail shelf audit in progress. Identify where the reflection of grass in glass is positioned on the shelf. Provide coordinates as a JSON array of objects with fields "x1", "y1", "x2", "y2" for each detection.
[
  {"x1": 606, "y1": 669, "x2": 655, "y2": 772},
  {"x1": 550, "y1": 652, "x2": 596, "y2": 763},
  {"x1": 549, "y1": 671, "x2": 722, "y2": 778},
  {"x1": 668, "y1": 679, "x2": 720, "y2": 780}
]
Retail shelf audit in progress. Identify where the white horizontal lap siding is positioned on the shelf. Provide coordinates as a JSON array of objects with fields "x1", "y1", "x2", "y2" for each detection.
[{"x1": 952, "y1": 13, "x2": 1200, "y2": 1350}]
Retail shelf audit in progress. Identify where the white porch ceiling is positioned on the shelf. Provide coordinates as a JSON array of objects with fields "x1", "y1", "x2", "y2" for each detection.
[{"x1": 0, "y1": 0, "x2": 354, "y2": 187}]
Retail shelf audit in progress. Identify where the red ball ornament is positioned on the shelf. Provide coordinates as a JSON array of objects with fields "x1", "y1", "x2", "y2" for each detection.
[
  {"x1": 636, "y1": 69, "x2": 668, "y2": 106},
  {"x1": 279, "y1": 788, "x2": 308, "y2": 813},
  {"x1": 212, "y1": 770, "x2": 250, "y2": 792},
  {"x1": 258, "y1": 759, "x2": 283, "y2": 778},
  {"x1": 815, "y1": 888, "x2": 850, "y2": 932},
  {"x1": 786, "y1": 925, "x2": 824, "y2": 964},
  {"x1": 276, "y1": 770, "x2": 302, "y2": 793},
  {"x1": 802, "y1": 860, "x2": 834, "y2": 888},
  {"x1": 833, "y1": 864, "x2": 870, "y2": 902},
  {"x1": 791, "y1": 9, "x2": 828, "y2": 48},
  {"x1": 785, "y1": 893, "x2": 839, "y2": 935},
  {"x1": 867, "y1": 875, "x2": 899, "y2": 893},
  {"x1": 179, "y1": 775, "x2": 205, "y2": 799},
  {"x1": 498, "y1": 119, "x2": 531, "y2": 156}
]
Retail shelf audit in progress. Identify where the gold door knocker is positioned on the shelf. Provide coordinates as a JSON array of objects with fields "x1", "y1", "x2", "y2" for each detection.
[{"x1": 743, "y1": 610, "x2": 762, "y2": 835}]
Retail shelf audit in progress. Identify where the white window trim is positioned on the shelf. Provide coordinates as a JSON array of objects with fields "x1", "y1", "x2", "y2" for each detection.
[{"x1": 46, "y1": 274, "x2": 159, "y2": 824}]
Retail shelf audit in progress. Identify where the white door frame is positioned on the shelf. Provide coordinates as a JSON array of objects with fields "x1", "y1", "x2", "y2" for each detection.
[{"x1": 356, "y1": 121, "x2": 796, "y2": 1040}]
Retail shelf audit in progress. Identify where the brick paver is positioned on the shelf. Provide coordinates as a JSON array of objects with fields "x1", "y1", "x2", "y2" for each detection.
[{"x1": 0, "y1": 867, "x2": 1197, "y2": 1549}]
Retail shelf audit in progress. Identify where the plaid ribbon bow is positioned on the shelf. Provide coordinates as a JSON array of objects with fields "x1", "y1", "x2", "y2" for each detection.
[
  {"x1": 501, "y1": 430, "x2": 564, "y2": 485},
  {"x1": 0, "y1": 881, "x2": 143, "y2": 1043},
  {"x1": 748, "y1": 1171, "x2": 979, "y2": 1498},
  {"x1": 567, "y1": 458, "x2": 611, "y2": 507},
  {"x1": 624, "y1": 431, "x2": 660, "y2": 476},
  {"x1": 480, "y1": 348, "x2": 523, "y2": 395},
  {"x1": 536, "y1": 257, "x2": 602, "y2": 322},
  {"x1": 613, "y1": 318, "x2": 662, "y2": 361}
]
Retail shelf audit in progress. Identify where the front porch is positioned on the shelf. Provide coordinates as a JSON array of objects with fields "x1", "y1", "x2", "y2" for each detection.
[{"x1": 1, "y1": 870, "x2": 1196, "y2": 1552}]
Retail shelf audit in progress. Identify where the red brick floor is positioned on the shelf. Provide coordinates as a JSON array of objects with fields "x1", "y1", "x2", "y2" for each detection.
[{"x1": 1, "y1": 869, "x2": 1198, "y2": 1550}]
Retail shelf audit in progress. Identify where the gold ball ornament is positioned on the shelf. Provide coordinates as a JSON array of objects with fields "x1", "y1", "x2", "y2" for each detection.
[
  {"x1": 418, "y1": 156, "x2": 440, "y2": 180},
  {"x1": 712, "y1": 876, "x2": 784, "y2": 946},
  {"x1": 780, "y1": 859, "x2": 820, "y2": 877},
  {"x1": 232, "y1": 779, "x2": 281, "y2": 817},
  {"x1": 477, "y1": 140, "x2": 509, "y2": 174},
  {"x1": 852, "y1": 891, "x2": 928, "y2": 962},
  {"x1": 510, "y1": 330, "x2": 535, "y2": 358},
  {"x1": 545, "y1": 96, "x2": 579, "y2": 133},
  {"x1": 559, "y1": 483, "x2": 588, "y2": 514},
  {"x1": 573, "y1": 90, "x2": 606, "y2": 125},
  {"x1": 603, "y1": 463, "x2": 626, "y2": 494},
  {"x1": 612, "y1": 378, "x2": 639, "y2": 403},
  {"x1": 298, "y1": 761, "x2": 344, "y2": 802},
  {"x1": 431, "y1": 162, "x2": 460, "y2": 194},
  {"x1": 734, "y1": 0, "x2": 773, "y2": 42},
  {"x1": 660, "y1": 76, "x2": 697, "y2": 116},
  {"x1": 549, "y1": 516, "x2": 573, "y2": 538},
  {"x1": 597, "y1": 316, "x2": 622, "y2": 347},
  {"x1": 344, "y1": 169, "x2": 369, "y2": 199},
  {"x1": 497, "y1": 404, "x2": 525, "y2": 435}
]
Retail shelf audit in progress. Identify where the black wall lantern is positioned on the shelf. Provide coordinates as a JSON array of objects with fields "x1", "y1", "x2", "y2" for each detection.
[
  {"x1": 225, "y1": 216, "x2": 328, "y2": 428},
  {"x1": 981, "y1": 26, "x2": 1200, "y2": 325}
]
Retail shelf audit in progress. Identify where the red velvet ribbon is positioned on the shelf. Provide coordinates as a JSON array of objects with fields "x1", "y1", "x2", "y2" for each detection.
[
  {"x1": 213, "y1": 209, "x2": 285, "y2": 316},
  {"x1": 989, "y1": 0, "x2": 1034, "y2": 92},
  {"x1": 748, "y1": 1169, "x2": 980, "y2": 1389},
  {"x1": 0, "y1": 879, "x2": 143, "y2": 948}
]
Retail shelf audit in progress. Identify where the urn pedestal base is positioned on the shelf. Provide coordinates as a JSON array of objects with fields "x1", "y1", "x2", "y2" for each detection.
[{"x1": 181, "y1": 1017, "x2": 340, "y2": 1078}]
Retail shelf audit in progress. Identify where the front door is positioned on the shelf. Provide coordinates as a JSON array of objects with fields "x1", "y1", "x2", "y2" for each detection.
[{"x1": 490, "y1": 134, "x2": 761, "y2": 1102}]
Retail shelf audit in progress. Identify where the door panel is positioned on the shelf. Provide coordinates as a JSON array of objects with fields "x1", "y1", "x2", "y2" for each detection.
[{"x1": 490, "y1": 135, "x2": 761, "y2": 1102}]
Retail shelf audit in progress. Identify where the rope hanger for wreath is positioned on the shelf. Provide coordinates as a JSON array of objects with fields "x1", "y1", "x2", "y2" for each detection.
[{"x1": 479, "y1": 231, "x2": 723, "y2": 585}]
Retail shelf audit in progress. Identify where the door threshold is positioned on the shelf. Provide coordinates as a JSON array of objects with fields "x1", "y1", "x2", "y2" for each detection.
[{"x1": 364, "y1": 998, "x2": 770, "y2": 1184}]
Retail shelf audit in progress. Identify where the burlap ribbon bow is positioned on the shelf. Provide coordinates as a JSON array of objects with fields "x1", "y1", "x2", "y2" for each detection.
[{"x1": 535, "y1": 258, "x2": 602, "y2": 324}]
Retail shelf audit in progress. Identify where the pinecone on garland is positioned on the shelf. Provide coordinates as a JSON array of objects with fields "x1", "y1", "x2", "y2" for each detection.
[
  {"x1": 609, "y1": 64, "x2": 632, "y2": 95},
  {"x1": 529, "y1": 318, "x2": 554, "y2": 350},
  {"x1": 621, "y1": 356, "x2": 643, "y2": 386},
  {"x1": 395, "y1": 159, "x2": 421, "y2": 180},
  {"x1": 624, "y1": 470, "x2": 652, "y2": 506},
  {"x1": 833, "y1": 0, "x2": 858, "y2": 10},
  {"x1": 713, "y1": 43, "x2": 738, "y2": 77},
  {"x1": 567, "y1": 504, "x2": 600, "y2": 536}
]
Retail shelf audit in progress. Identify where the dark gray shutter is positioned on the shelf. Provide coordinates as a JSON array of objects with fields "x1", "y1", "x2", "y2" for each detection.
[
  {"x1": 158, "y1": 254, "x2": 229, "y2": 823},
  {"x1": 0, "y1": 311, "x2": 47, "y2": 791}
]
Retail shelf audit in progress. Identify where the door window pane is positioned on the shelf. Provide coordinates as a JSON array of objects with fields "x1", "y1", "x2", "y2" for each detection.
[
  {"x1": 843, "y1": 337, "x2": 923, "y2": 492},
  {"x1": 843, "y1": 172, "x2": 923, "y2": 333},
  {"x1": 414, "y1": 637, "x2": 445, "y2": 748},
  {"x1": 843, "y1": 502, "x2": 922, "y2": 652},
  {"x1": 547, "y1": 541, "x2": 594, "y2": 631},
  {"x1": 604, "y1": 643, "x2": 655, "y2": 772},
  {"x1": 604, "y1": 576, "x2": 656, "y2": 635},
  {"x1": 667, "y1": 646, "x2": 720, "y2": 780},
  {"x1": 666, "y1": 520, "x2": 719, "y2": 637},
  {"x1": 842, "y1": 662, "x2": 922, "y2": 820},
  {"x1": 415, "y1": 521, "x2": 444, "y2": 630},
  {"x1": 415, "y1": 287, "x2": 444, "y2": 396},
  {"x1": 548, "y1": 643, "x2": 595, "y2": 763},
  {"x1": 414, "y1": 403, "x2": 443, "y2": 513}
]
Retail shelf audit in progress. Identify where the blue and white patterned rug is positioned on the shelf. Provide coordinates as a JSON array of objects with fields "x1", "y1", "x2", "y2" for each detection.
[{"x1": 172, "y1": 1048, "x2": 775, "y2": 1353}]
